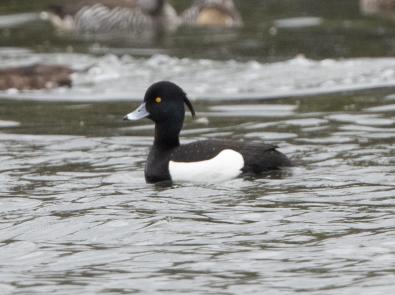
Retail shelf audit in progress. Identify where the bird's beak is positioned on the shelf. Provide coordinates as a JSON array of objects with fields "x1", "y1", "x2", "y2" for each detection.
[{"x1": 123, "y1": 103, "x2": 149, "y2": 121}]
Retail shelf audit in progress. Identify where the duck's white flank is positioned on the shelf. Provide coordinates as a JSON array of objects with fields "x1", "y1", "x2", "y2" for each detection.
[{"x1": 169, "y1": 149, "x2": 244, "y2": 183}]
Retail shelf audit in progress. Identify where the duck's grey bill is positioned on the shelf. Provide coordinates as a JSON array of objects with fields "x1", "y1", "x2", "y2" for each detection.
[{"x1": 124, "y1": 103, "x2": 149, "y2": 121}]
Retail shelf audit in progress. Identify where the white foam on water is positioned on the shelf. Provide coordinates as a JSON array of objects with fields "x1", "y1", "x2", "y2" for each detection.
[
  {"x1": 274, "y1": 17, "x2": 323, "y2": 28},
  {"x1": 0, "y1": 13, "x2": 39, "y2": 28},
  {"x1": 1, "y1": 51, "x2": 395, "y2": 101}
]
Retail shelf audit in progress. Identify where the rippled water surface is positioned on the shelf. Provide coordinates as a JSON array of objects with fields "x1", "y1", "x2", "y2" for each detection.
[
  {"x1": 1, "y1": 0, "x2": 395, "y2": 294},
  {"x1": 1, "y1": 92, "x2": 395, "y2": 294}
]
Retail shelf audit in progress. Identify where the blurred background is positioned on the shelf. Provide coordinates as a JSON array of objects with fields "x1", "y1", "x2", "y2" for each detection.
[
  {"x1": 1, "y1": 0, "x2": 394, "y2": 60},
  {"x1": 0, "y1": 0, "x2": 393, "y2": 105},
  {"x1": 0, "y1": 0, "x2": 394, "y2": 104},
  {"x1": 1, "y1": 1, "x2": 395, "y2": 295}
]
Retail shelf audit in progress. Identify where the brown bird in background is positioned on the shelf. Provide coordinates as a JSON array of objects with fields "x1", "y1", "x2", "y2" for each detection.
[
  {"x1": 0, "y1": 64, "x2": 73, "y2": 91},
  {"x1": 360, "y1": 0, "x2": 395, "y2": 19},
  {"x1": 181, "y1": 0, "x2": 242, "y2": 28}
]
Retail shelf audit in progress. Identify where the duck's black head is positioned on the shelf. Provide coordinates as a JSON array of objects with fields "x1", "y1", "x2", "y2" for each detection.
[{"x1": 124, "y1": 81, "x2": 195, "y2": 147}]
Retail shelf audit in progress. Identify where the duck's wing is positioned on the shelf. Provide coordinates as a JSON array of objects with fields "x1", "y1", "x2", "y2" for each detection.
[
  {"x1": 170, "y1": 140, "x2": 290, "y2": 171},
  {"x1": 76, "y1": 5, "x2": 152, "y2": 33},
  {"x1": 180, "y1": 1, "x2": 202, "y2": 25},
  {"x1": 170, "y1": 140, "x2": 228, "y2": 162},
  {"x1": 48, "y1": 0, "x2": 139, "y2": 16},
  {"x1": 237, "y1": 142, "x2": 292, "y2": 173},
  {"x1": 82, "y1": 0, "x2": 139, "y2": 10},
  {"x1": 46, "y1": 0, "x2": 177, "y2": 33}
]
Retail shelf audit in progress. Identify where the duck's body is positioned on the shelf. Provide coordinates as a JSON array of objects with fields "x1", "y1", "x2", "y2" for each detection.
[
  {"x1": 145, "y1": 139, "x2": 290, "y2": 183},
  {"x1": 0, "y1": 64, "x2": 73, "y2": 91},
  {"x1": 181, "y1": 0, "x2": 242, "y2": 28},
  {"x1": 43, "y1": 0, "x2": 179, "y2": 33},
  {"x1": 124, "y1": 81, "x2": 291, "y2": 184}
]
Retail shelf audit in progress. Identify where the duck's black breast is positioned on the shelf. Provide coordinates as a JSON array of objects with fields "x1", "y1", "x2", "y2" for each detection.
[
  {"x1": 145, "y1": 145, "x2": 173, "y2": 183},
  {"x1": 170, "y1": 140, "x2": 292, "y2": 174}
]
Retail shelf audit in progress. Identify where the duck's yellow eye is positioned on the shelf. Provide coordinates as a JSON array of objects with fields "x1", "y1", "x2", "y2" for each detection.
[{"x1": 155, "y1": 97, "x2": 162, "y2": 104}]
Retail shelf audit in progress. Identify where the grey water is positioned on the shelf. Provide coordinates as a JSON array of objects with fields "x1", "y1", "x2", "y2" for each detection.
[{"x1": 1, "y1": 0, "x2": 395, "y2": 294}]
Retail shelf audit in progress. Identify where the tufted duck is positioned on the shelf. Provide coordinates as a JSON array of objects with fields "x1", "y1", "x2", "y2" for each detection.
[{"x1": 123, "y1": 81, "x2": 291, "y2": 184}]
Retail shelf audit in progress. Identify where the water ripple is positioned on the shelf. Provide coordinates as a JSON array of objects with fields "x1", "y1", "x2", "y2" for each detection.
[{"x1": 1, "y1": 84, "x2": 395, "y2": 295}]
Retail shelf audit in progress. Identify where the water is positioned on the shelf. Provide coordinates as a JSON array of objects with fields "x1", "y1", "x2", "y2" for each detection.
[
  {"x1": 1, "y1": 51, "x2": 395, "y2": 101},
  {"x1": 1, "y1": 0, "x2": 395, "y2": 294},
  {"x1": 1, "y1": 92, "x2": 395, "y2": 294}
]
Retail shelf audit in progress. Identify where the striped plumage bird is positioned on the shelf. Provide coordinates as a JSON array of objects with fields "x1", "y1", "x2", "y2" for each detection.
[
  {"x1": 42, "y1": 0, "x2": 243, "y2": 34},
  {"x1": 42, "y1": 0, "x2": 179, "y2": 34}
]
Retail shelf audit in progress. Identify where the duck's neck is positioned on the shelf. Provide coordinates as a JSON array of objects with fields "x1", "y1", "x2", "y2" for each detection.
[{"x1": 154, "y1": 121, "x2": 181, "y2": 149}]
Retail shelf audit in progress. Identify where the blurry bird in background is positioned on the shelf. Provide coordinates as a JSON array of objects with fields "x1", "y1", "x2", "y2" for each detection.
[
  {"x1": 0, "y1": 64, "x2": 73, "y2": 91},
  {"x1": 0, "y1": 1, "x2": 243, "y2": 91},
  {"x1": 41, "y1": 0, "x2": 243, "y2": 34},
  {"x1": 41, "y1": 0, "x2": 180, "y2": 34},
  {"x1": 360, "y1": 0, "x2": 395, "y2": 19},
  {"x1": 181, "y1": 0, "x2": 242, "y2": 28}
]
